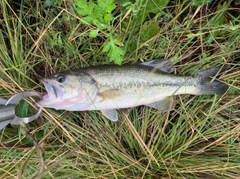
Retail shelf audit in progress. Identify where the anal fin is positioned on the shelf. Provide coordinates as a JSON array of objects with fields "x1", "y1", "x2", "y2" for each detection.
[
  {"x1": 101, "y1": 109, "x2": 118, "y2": 121},
  {"x1": 146, "y1": 97, "x2": 175, "y2": 111}
]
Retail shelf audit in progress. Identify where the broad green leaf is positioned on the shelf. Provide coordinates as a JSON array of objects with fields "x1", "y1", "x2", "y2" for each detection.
[
  {"x1": 89, "y1": 29, "x2": 99, "y2": 38},
  {"x1": 81, "y1": 16, "x2": 94, "y2": 24},
  {"x1": 102, "y1": 41, "x2": 111, "y2": 52},
  {"x1": 113, "y1": 38, "x2": 122, "y2": 44},
  {"x1": 108, "y1": 44, "x2": 125, "y2": 65},
  {"x1": 104, "y1": 14, "x2": 113, "y2": 22},
  {"x1": 102, "y1": 38, "x2": 125, "y2": 64},
  {"x1": 97, "y1": 0, "x2": 115, "y2": 12},
  {"x1": 93, "y1": 19, "x2": 107, "y2": 29},
  {"x1": 76, "y1": 0, "x2": 91, "y2": 16},
  {"x1": 108, "y1": 39, "x2": 125, "y2": 64},
  {"x1": 105, "y1": 4, "x2": 116, "y2": 13},
  {"x1": 107, "y1": 0, "x2": 114, "y2": 5},
  {"x1": 93, "y1": 7, "x2": 104, "y2": 19},
  {"x1": 97, "y1": 0, "x2": 107, "y2": 9}
]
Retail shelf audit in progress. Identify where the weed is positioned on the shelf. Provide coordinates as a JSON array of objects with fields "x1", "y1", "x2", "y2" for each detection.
[{"x1": 0, "y1": 0, "x2": 239, "y2": 178}]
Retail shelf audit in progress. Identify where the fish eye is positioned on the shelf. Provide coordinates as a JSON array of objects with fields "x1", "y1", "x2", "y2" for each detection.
[{"x1": 56, "y1": 75, "x2": 65, "y2": 83}]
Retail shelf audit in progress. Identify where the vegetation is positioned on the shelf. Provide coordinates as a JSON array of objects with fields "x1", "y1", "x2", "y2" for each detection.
[{"x1": 0, "y1": 0, "x2": 239, "y2": 178}]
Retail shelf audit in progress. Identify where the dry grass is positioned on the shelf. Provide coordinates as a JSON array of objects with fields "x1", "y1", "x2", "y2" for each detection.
[{"x1": 0, "y1": 0, "x2": 239, "y2": 178}]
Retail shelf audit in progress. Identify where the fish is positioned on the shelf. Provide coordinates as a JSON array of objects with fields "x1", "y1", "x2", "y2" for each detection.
[{"x1": 38, "y1": 59, "x2": 228, "y2": 121}]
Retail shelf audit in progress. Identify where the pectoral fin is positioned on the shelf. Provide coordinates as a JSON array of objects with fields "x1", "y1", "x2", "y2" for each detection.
[
  {"x1": 146, "y1": 97, "x2": 175, "y2": 111},
  {"x1": 101, "y1": 109, "x2": 118, "y2": 121}
]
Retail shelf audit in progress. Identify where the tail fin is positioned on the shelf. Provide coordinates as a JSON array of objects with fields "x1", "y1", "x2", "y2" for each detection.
[{"x1": 195, "y1": 66, "x2": 228, "y2": 95}]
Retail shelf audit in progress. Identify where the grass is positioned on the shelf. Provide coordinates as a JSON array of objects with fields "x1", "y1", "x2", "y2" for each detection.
[{"x1": 0, "y1": 0, "x2": 239, "y2": 178}]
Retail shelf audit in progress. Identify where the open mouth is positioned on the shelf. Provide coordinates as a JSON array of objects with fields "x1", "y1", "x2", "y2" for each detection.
[{"x1": 41, "y1": 79, "x2": 63, "y2": 100}]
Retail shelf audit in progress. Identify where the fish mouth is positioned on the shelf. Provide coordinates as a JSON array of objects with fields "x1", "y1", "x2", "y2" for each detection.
[{"x1": 41, "y1": 79, "x2": 63, "y2": 100}]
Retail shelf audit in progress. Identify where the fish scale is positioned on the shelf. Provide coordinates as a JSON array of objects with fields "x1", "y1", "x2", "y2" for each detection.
[{"x1": 90, "y1": 67, "x2": 192, "y2": 86}]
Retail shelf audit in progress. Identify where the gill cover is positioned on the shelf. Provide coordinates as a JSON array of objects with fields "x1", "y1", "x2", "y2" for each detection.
[{"x1": 39, "y1": 72, "x2": 98, "y2": 110}]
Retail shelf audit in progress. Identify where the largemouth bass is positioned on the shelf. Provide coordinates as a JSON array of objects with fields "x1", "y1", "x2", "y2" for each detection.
[{"x1": 38, "y1": 59, "x2": 228, "y2": 121}]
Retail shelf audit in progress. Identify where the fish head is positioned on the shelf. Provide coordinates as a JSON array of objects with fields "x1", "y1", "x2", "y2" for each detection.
[{"x1": 38, "y1": 73, "x2": 83, "y2": 109}]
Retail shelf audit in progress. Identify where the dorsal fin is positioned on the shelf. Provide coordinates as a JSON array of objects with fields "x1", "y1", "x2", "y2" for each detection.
[{"x1": 139, "y1": 58, "x2": 175, "y2": 73}]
